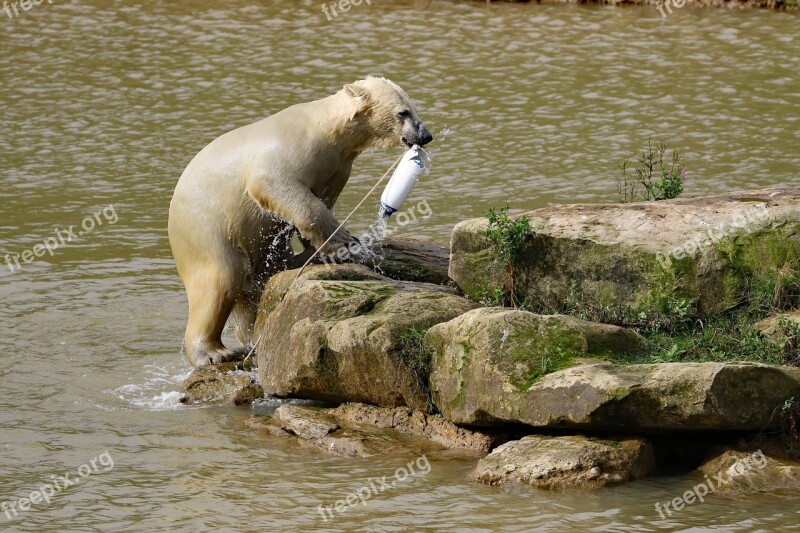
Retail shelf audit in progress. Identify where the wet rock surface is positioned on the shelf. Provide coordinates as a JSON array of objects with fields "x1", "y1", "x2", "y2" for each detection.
[
  {"x1": 696, "y1": 438, "x2": 800, "y2": 495},
  {"x1": 247, "y1": 404, "x2": 465, "y2": 458},
  {"x1": 179, "y1": 363, "x2": 263, "y2": 406},
  {"x1": 369, "y1": 237, "x2": 451, "y2": 285},
  {"x1": 330, "y1": 402, "x2": 495, "y2": 453}
]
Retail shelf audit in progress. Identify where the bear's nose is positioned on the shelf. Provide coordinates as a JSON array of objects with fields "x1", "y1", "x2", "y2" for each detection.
[{"x1": 418, "y1": 127, "x2": 433, "y2": 146}]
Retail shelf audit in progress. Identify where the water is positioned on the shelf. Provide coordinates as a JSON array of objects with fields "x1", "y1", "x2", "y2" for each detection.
[{"x1": 2, "y1": 0, "x2": 799, "y2": 530}]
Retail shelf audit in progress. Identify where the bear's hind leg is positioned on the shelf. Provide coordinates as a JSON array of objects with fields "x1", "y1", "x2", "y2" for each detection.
[{"x1": 184, "y1": 266, "x2": 243, "y2": 367}]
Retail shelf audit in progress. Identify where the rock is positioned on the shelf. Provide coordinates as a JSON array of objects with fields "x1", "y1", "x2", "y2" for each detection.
[
  {"x1": 255, "y1": 264, "x2": 478, "y2": 411},
  {"x1": 697, "y1": 439, "x2": 800, "y2": 494},
  {"x1": 428, "y1": 307, "x2": 647, "y2": 426},
  {"x1": 330, "y1": 402, "x2": 494, "y2": 452},
  {"x1": 300, "y1": 237, "x2": 450, "y2": 285},
  {"x1": 273, "y1": 405, "x2": 339, "y2": 439},
  {"x1": 754, "y1": 311, "x2": 800, "y2": 343},
  {"x1": 450, "y1": 188, "x2": 800, "y2": 322},
  {"x1": 428, "y1": 311, "x2": 800, "y2": 429},
  {"x1": 256, "y1": 405, "x2": 443, "y2": 458},
  {"x1": 472, "y1": 435, "x2": 655, "y2": 489},
  {"x1": 179, "y1": 364, "x2": 263, "y2": 406},
  {"x1": 256, "y1": 263, "x2": 387, "y2": 319},
  {"x1": 300, "y1": 428, "x2": 417, "y2": 458},
  {"x1": 369, "y1": 238, "x2": 451, "y2": 285},
  {"x1": 244, "y1": 414, "x2": 292, "y2": 437}
]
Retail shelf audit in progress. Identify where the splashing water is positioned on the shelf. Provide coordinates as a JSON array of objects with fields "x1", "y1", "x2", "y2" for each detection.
[
  {"x1": 107, "y1": 362, "x2": 192, "y2": 411},
  {"x1": 350, "y1": 213, "x2": 388, "y2": 266},
  {"x1": 427, "y1": 126, "x2": 450, "y2": 161}
]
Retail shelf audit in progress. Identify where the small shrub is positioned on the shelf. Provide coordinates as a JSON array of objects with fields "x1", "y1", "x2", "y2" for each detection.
[
  {"x1": 618, "y1": 139, "x2": 686, "y2": 203},
  {"x1": 481, "y1": 204, "x2": 531, "y2": 308}
]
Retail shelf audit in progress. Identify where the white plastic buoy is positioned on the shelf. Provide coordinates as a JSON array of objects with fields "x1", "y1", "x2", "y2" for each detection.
[{"x1": 379, "y1": 145, "x2": 430, "y2": 218}]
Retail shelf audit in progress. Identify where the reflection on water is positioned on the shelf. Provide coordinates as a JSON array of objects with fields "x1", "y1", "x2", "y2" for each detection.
[{"x1": 1, "y1": 0, "x2": 799, "y2": 530}]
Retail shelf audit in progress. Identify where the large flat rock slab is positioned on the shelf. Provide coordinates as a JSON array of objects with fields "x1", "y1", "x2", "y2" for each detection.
[
  {"x1": 246, "y1": 403, "x2": 492, "y2": 458},
  {"x1": 450, "y1": 188, "x2": 800, "y2": 321},
  {"x1": 255, "y1": 265, "x2": 478, "y2": 411},
  {"x1": 330, "y1": 402, "x2": 494, "y2": 453}
]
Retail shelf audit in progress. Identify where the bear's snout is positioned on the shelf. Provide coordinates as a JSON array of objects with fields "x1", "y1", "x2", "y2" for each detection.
[{"x1": 404, "y1": 125, "x2": 433, "y2": 147}]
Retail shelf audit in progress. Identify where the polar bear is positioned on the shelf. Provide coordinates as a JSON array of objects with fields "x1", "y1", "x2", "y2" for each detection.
[{"x1": 168, "y1": 77, "x2": 432, "y2": 367}]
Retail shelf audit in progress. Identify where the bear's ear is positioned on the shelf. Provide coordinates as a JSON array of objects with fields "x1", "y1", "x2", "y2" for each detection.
[
  {"x1": 342, "y1": 83, "x2": 370, "y2": 119},
  {"x1": 343, "y1": 83, "x2": 368, "y2": 100}
]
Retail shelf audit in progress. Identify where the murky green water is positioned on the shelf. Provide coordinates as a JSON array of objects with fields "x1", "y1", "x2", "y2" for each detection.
[{"x1": 2, "y1": 0, "x2": 799, "y2": 530}]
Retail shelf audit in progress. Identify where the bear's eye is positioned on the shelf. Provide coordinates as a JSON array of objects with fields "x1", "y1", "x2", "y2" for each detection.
[{"x1": 397, "y1": 110, "x2": 411, "y2": 119}]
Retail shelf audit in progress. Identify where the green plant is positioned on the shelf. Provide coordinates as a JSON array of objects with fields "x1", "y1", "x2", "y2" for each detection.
[
  {"x1": 610, "y1": 265, "x2": 800, "y2": 367},
  {"x1": 777, "y1": 316, "x2": 800, "y2": 365},
  {"x1": 481, "y1": 204, "x2": 531, "y2": 308},
  {"x1": 781, "y1": 397, "x2": 800, "y2": 459},
  {"x1": 398, "y1": 328, "x2": 436, "y2": 412},
  {"x1": 618, "y1": 139, "x2": 686, "y2": 203},
  {"x1": 478, "y1": 286, "x2": 505, "y2": 307}
]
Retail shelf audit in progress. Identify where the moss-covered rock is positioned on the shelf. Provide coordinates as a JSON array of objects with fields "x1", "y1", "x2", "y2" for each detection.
[
  {"x1": 254, "y1": 265, "x2": 478, "y2": 411},
  {"x1": 428, "y1": 309, "x2": 800, "y2": 430},
  {"x1": 472, "y1": 435, "x2": 655, "y2": 490},
  {"x1": 427, "y1": 307, "x2": 643, "y2": 425},
  {"x1": 450, "y1": 188, "x2": 800, "y2": 323}
]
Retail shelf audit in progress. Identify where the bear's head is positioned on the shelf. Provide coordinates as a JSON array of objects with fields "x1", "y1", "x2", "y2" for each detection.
[{"x1": 341, "y1": 76, "x2": 433, "y2": 150}]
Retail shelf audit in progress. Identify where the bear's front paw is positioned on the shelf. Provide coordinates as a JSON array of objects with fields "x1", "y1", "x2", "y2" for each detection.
[{"x1": 194, "y1": 346, "x2": 246, "y2": 367}]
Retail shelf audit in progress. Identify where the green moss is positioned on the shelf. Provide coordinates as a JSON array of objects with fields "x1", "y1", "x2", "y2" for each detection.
[
  {"x1": 460, "y1": 332, "x2": 472, "y2": 358},
  {"x1": 594, "y1": 438, "x2": 623, "y2": 449},
  {"x1": 499, "y1": 323, "x2": 588, "y2": 390},
  {"x1": 398, "y1": 328, "x2": 437, "y2": 412},
  {"x1": 521, "y1": 351, "x2": 574, "y2": 390},
  {"x1": 556, "y1": 255, "x2": 800, "y2": 366},
  {"x1": 607, "y1": 386, "x2": 630, "y2": 401}
]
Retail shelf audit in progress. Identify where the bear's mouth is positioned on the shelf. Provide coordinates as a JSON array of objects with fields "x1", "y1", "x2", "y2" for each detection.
[{"x1": 402, "y1": 137, "x2": 413, "y2": 148}]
